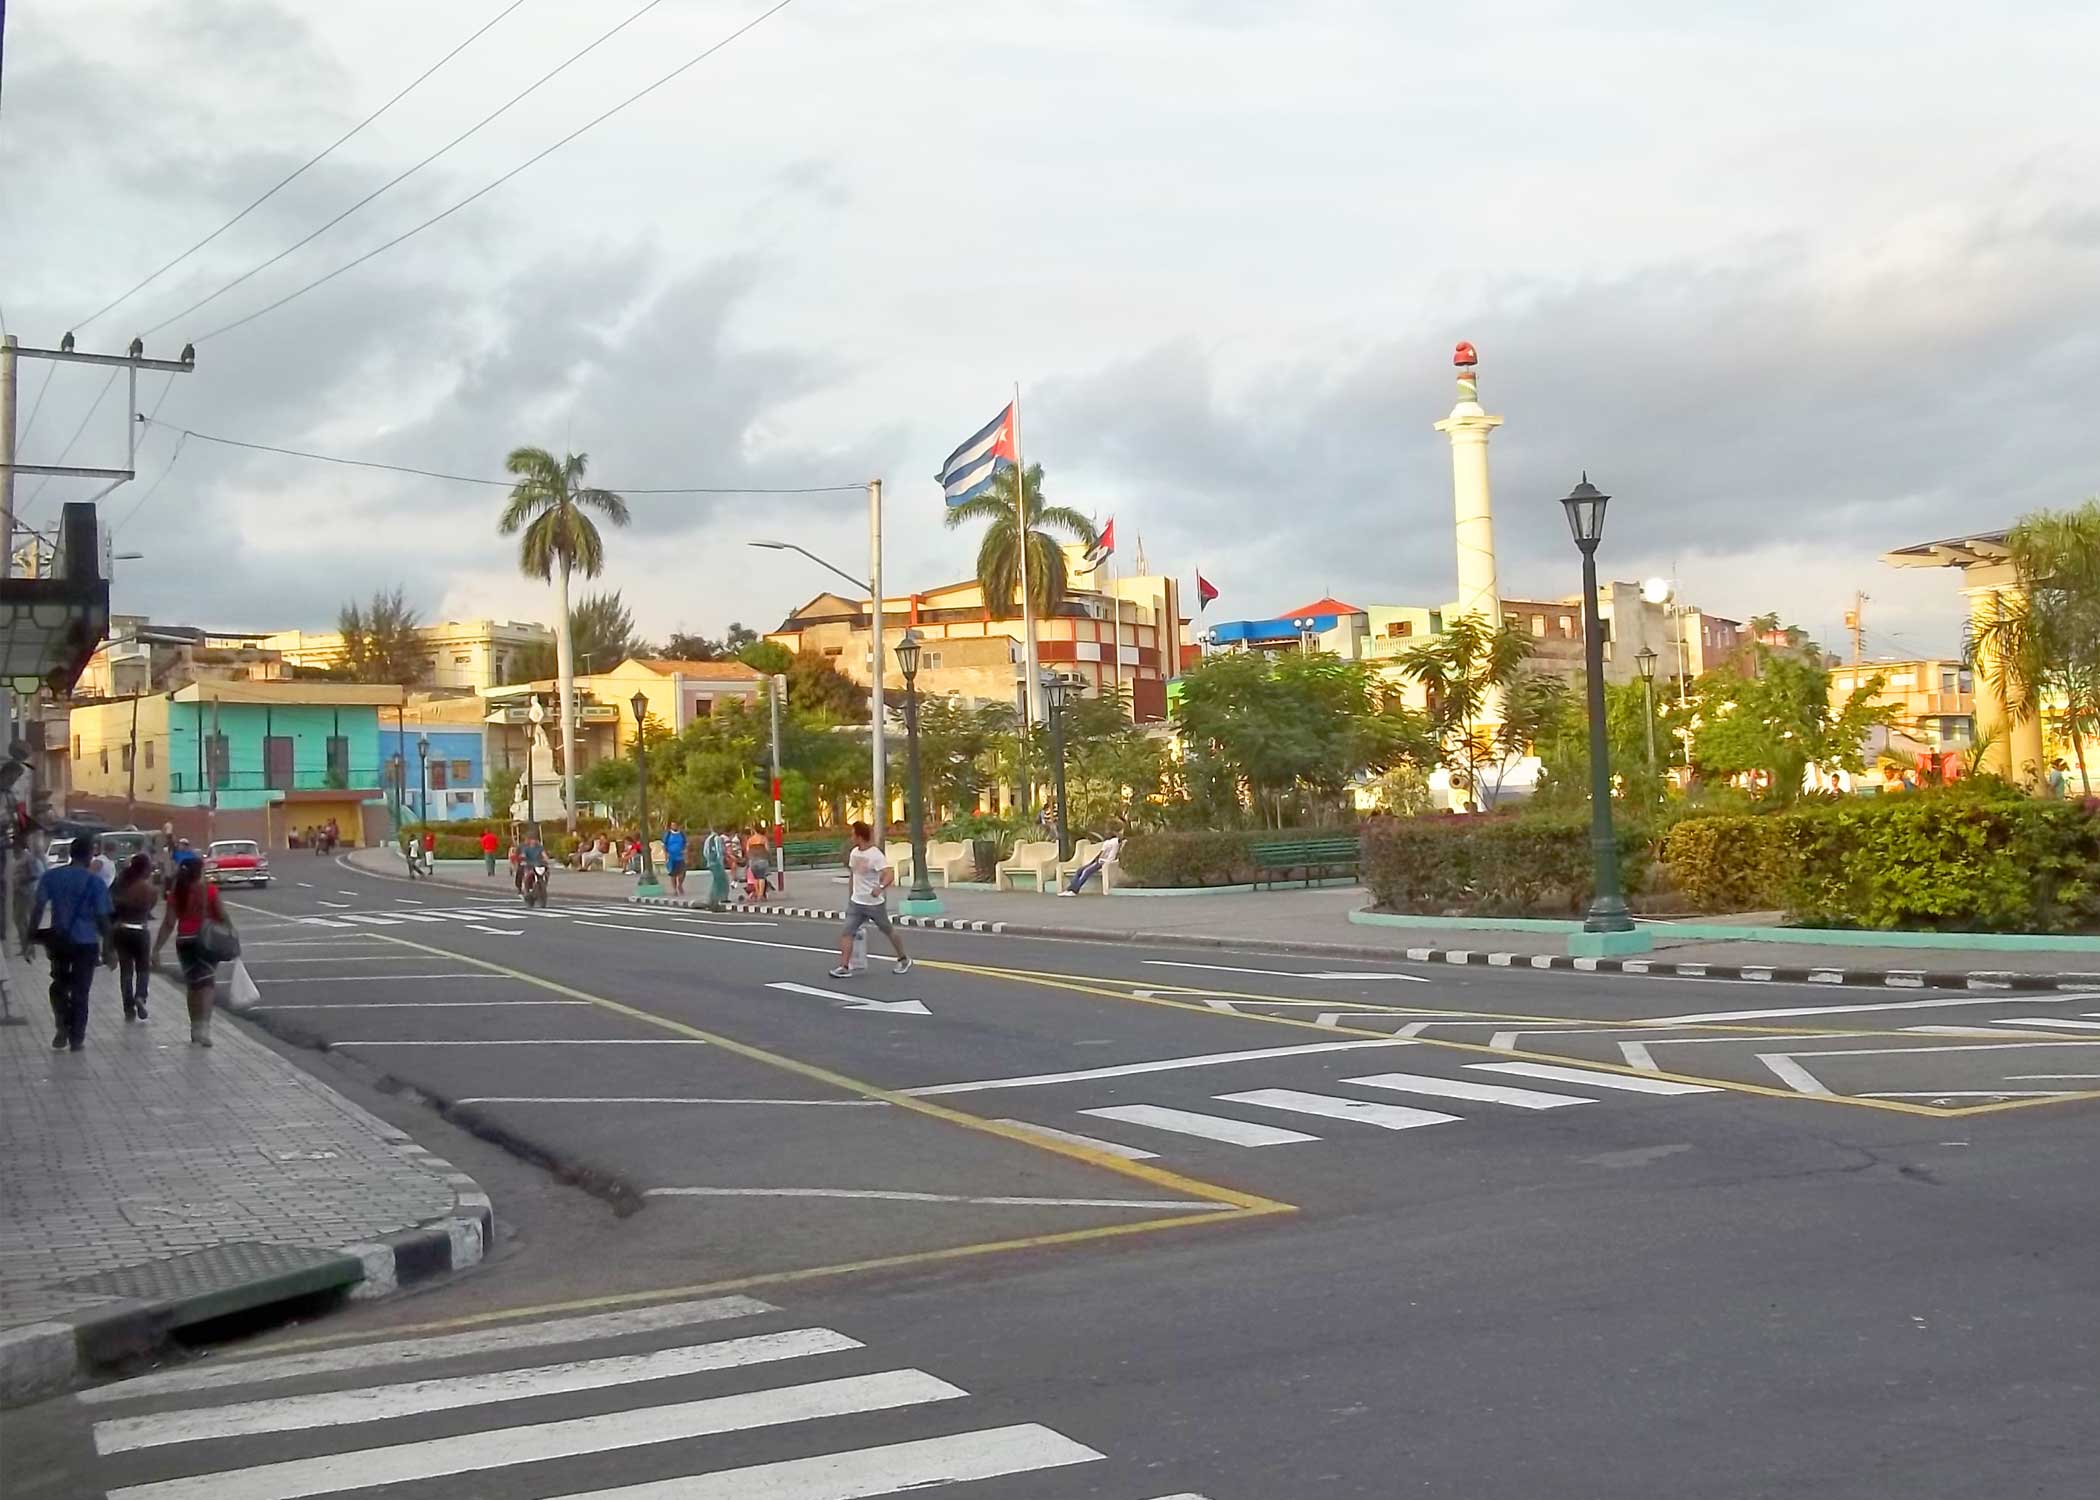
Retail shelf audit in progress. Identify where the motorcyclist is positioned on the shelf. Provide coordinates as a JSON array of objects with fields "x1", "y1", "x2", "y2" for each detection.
[{"x1": 518, "y1": 826, "x2": 549, "y2": 901}]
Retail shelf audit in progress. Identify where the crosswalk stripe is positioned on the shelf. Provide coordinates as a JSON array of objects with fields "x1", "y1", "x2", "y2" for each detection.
[
  {"x1": 1080, "y1": 1104, "x2": 1318, "y2": 1147},
  {"x1": 336, "y1": 914, "x2": 403, "y2": 926},
  {"x1": 993, "y1": 1119, "x2": 1159, "y2": 1160},
  {"x1": 539, "y1": 1423, "x2": 1103, "y2": 1498},
  {"x1": 107, "y1": 1369, "x2": 967, "y2": 1500},
  {"x1": 1468, "y1": 1062, "x2": 1721, "y2": 1095},
  {"x1": 93, "y1": 1328, "x2": 863, "y2": 1455},
  {"x1": 383, "y1": 912, "x2": 451, "y2": 923},
  {"x1": 80, "y1": 1295, "x2": 776, "y2": 1403},
  {"x1": 1992, "y1": 1017, "x2": 2100, "y2": 1031},
  {"x1": 1343, "y1": 1071, "x2": 1595, "y2": 1110},
  {"x1": 294, "y1": 918, "x2": 355, "y2": 929},
  {"x1": 1219, "y1": 1088, "x2": 1459, "y2": 1132}
]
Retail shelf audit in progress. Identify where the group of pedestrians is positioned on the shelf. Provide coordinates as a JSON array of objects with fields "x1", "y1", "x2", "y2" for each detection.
[
  {"x1": 22, "y1": 834, "x2": 233, "y2": 1052},
  {"x1": 659, "y1": 822, "x2": 778, "y2": 905}
]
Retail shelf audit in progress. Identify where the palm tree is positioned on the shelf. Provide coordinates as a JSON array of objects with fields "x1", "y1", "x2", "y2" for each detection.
[
  {"x1": 1969, "y1": 500, "x2": 2100, "y2": 792},
  {"x1": 498, "y1": 448, "x2": 631, "y2": 828},
  {"x1": 943, "y1": 463, "x2": 1097, "y2": 619}
]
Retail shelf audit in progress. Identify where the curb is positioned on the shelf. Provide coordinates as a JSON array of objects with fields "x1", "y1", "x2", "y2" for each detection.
[
  {"x1": 627, "y1": 896, "x2": 2100, "y2": 994},
  {"x1": 0, "y1": 986, "x2": 496, "y2": 1407}
]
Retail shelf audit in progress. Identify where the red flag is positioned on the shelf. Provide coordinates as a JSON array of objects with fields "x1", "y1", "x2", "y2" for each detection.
[
  {"x1": 1086, "y1": 517, "x2": 1115, "y2": 565},
  {"x1": 1196, "y1": 570, "x2": 1219, "y2": 609}
]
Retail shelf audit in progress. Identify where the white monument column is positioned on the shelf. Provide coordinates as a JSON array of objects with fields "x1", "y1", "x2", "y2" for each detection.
[{"x1": 1433, "y1": 341, "x2": 1503, "y2": 632}]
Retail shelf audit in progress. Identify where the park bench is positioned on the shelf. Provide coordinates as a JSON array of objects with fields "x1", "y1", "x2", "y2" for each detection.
[
  {"x1": 1250, "y1": 835, "x2": 1361, "y2": 890},
  {"x1": 781, "y1": 839, "x2": 847, "y2": 869}
]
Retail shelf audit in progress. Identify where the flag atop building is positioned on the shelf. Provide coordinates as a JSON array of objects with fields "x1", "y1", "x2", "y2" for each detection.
[
  {"x1": 1196, "y1": 570, "x2": 1219, "y2": 610},
  {"x1": 936, "y1": 403, "x2": 1018, "y2": 506},
  {"x1": 1086, "y1": 517, "x2": 1116, "y2": 568}
]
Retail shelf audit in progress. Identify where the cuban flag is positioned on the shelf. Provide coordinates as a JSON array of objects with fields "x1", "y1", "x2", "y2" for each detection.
[
  {"x1": 1085, "y1": 517, "x2": 1115, "y2": 568},
  {"x1": 937, "y1": 403, "x2": 1018, "y2": 506}
]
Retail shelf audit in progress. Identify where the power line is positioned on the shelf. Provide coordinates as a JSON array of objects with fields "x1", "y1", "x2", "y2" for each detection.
[
  {"x1": 194, "y1": 0, "x2": 803, "y2": 344},
  {"x1": 143, "y1": 420, "x2": 863, "y2": 495},
  {"x1": 15, "y1": 360, "x2": 56, "y2": 449},
  {"x1": 77, "y1": 0, "x2": 533, "y2": 334},
  {"x1": 148, "y1": 0, "x2": 677, "y2": 338},
  {"x1": 20, "y1": 368, "x2": 120, "y2": 510},
  {"x1": 115, "y1": 431, "x2": 189, "y2": 535}
]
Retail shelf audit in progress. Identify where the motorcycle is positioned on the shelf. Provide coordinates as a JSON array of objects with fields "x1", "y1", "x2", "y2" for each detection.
[{"x1": 521, "y1": 864, "x2": 549, "y2": 908}]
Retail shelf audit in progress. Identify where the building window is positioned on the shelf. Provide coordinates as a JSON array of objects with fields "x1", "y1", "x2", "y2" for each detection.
[
  {"x1": 692, "y1": 698, "x2": 714, "y2": 718},
  {"x1": 1940, "y1": 668, "x2": 1956, "y2": 694},
  {"x1": 454, "y1": 653, "x2": 472, "y2": 665},
  {"x1": 428, "y1": 760, "x2": 448, "y2": 790},
  {"x1": 1428, "y1": 611, "x2": 1443, "y2": 634},
  {"x1": 122, "y1": 745, "x2": 134, "y2": 771},
  {"x1": 327, "y1": 735, "x2": 350, "y2": 783},
  {"x1": 1958, "y1": 669, "x2": 1973, "y2": 693},
  {"x1": 100, "y1": 748, "x2": 110, "y2": 774},
  {"x1": 925, "y1": 650, "x2": 944, "y2": 669},
  {"x1": 450, "y1": 759, "x2": 470, "y2": 783},
  {"x1": 208, "y1": 734, "x2": 230, "y2": 789},
  {"x1": 1531, "y1": 615, "x2": 1546, "y2": 637},
  {"x1": 1385, "y1": 620, "x2": 1412, "y2": 639},
  {"x1": 823, "y1": 647, "x2": 842, "y2": 658},
  {"x1": 264, "y1": 735, "x2": 295, "y2": 792},
  {"x1": 1559, "y1": 615, "x2": 1573, "y2": 636},
  {"x1": 73, "y1": 735, "x2": 81, "y2": 759},
  {"x1": 145, "y1": 741, "x2": 155, "y2": 769}
]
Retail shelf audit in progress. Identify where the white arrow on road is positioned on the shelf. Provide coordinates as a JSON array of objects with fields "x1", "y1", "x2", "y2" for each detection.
[{"x1": 767, "y1": 981, "x2": 931, "y2": 1016}]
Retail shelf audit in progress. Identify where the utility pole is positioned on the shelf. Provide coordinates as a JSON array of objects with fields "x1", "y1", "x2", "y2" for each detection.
[
  {"x1": 767, "y1": 673, "x2": 785, "y2": 895},
  {"x1": 1, "y1": 337, "x2": 20, "y2": 1028},
  {"x1": 125, "y1": 693, "x2": 141, "y2": 822},
  {"x1": 867, "y1": 479, "x2": 887, "y2": 833},
  {"x1": 1846, "y1": 591, "x2": 1867, "y2": 665}
]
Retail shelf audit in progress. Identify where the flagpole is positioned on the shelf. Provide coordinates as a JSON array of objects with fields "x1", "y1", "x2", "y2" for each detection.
[
  {"x1": 1012, "y1": 380, "x2": 1041, "y2": 811},
  {"x1": 1110, "y1": 548, "x2": 1124, "y2": 714}
]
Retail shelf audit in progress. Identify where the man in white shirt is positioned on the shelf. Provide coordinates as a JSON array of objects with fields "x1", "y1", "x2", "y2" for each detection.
[
  {"x1": 1058, "y1": 832, "x2": 1122, "y2": 896},
  {"x1": 87, "y1": 838, "x2": 118, "y2": 887},
  {"x1": 831, "y1": 821, "x2": 910, "y2": 977}
]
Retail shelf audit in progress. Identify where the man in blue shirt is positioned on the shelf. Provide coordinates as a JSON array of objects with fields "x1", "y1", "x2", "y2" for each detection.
[
  {"x1": 26, "y1": 835, "x2": 114, "y2": 1052},
  {"x1": 661, "y1": 821, "x2": 688, "y2": 897}
]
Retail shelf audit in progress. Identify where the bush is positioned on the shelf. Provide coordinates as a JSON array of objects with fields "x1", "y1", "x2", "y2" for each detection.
[
  {"x1": 1118, "y1": 831, "x2": 1263, "y2": 888},
  {"x1": 1661, "y1": 815, "x2": 1793, "y2": 913},
  {"x1": 1363, "y1": 812, "x2": 1655, "y2": 917},
  {"x1": 1786, "y1": 794, "x2": 2100, "y2": 932}
]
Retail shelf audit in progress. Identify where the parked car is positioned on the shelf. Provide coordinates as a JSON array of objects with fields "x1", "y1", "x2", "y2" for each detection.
[{"x1": 204, "y1": 839, "x2": 271, "y2": 887}]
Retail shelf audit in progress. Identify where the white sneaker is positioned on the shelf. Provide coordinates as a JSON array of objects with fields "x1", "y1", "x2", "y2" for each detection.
[
  {"x1": 894, "y1": 958, "x2": 913, "y2": 974},
  {"x1": 828, "y1": 966, "x2": 856, "y2": 979},
  {"x1": 1056, "y1": 889, "x2": 1075, "y2": 897}
]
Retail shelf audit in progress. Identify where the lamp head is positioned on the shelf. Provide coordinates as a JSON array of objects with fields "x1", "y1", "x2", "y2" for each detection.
[
  {"x1": 630, "y1": 690, "x2": 649, "y2": 721},
  {"x1": 1635, "y1": 646, "x2": 1658, "y2": 682},
  {"x1": 1559, "y1": 473, "x2": 1610, "y2": 551},
  {"x1": 894, "y1": 628, "x2": 921, "y2": 683}
]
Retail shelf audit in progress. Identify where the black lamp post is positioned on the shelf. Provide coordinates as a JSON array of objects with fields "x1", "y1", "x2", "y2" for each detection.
[
  {"x1": 631, "y1": 690, "x2": 662, "y2": 895},
  {"x1": 386, "y1": 753, "x2": 403, "y2": 828},
  {"x1": 1042, "y1": 669, "x2": 1073, "y2": 862},
  {"x1": 525, "y1": 695, "x2": 541, "y2": 827},
  {"x1": 1635, "y1": 646, "x2": 1659, "y2": 770},
  {"x1": 416, "y1": 735, "x2": 430, "y2": 827},
  {"x1": 1561, "y1": 474, "x2": 1634, "y2": 935},
  {"x1": 894, "y1": 630, "x2": 941, "y2": 914}
]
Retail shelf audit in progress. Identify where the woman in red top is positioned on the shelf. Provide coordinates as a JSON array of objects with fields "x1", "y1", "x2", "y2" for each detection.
[{"x1": 152, "y1": 853, "x2": 230, "y2": 1047}]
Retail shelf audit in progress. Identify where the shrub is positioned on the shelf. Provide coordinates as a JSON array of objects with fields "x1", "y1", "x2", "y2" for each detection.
[
  {"x1": 1363, "y1": 812, "x2": 1655, "y2": 917},
  {"x1": 1661, "y1": 816, "x2": 1793, "y2": 913},
  {"x1": 1118, "y1": 831, "x2": 1263, "y2": 888},
  {"x1": 1785, "y1": 795, "x2": 2100, "y2": 932}
]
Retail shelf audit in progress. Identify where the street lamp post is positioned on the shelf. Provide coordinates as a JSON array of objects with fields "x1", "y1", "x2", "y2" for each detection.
[
  {"x1": 525, "y1": 695, "x2": 542, "y2": 828},
  {"x1": 1559, "y1": 475, "x2": 1642, "y2": 949},
  {"x1": 1294, "y1": 616, "x2": 1318, "y2": 654},
  {"x1": 894, "y1": 630, "x2": 942, "y2": 915},
  {"x1": 387, "y1": 753, "x2": 403, "y2": 828},
  {"x1": 631, "y1": 690, "x2": 662, "y2": 896},
  {"x1": 416, "y1": 735, "x2": 430, "y2": 827},
  {"x1": 1635, "y1": 646, "x2": 1659, "y2": 771},
  {"x1": 1042, "y1": 669, "x2": 1073, "y2": 862}
]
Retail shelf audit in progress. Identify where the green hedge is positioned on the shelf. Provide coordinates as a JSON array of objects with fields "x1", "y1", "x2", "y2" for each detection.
[
  {"x1": 1660, "y1": 816, "x2": 1792, "y2": 913},
  {"x1": 1118, "y1": 831, "x2": 1264, "y2": 888},
  {"x1": 1362, "y1": 813, "x2": 1655, "y2": 917}
]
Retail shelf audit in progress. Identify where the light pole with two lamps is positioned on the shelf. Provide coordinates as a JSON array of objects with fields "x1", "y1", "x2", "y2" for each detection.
[
  {"x1": 893, "y1": 630, "x2": 941, "y2": 915},
  {"x1": 631, "y1": 690, "x2": 662, "y2": 896},
  {"x1": 1559, "y1": 475, "x2": 1650, "y2": 955},
  {"x1": 1635, "y1": 646, "x2": 1659, "y2": 770},
  {"x1": 1294, "y1": 616, "x2": 1318, "y2": 654},
  {"x1": 1041, "y1": 669, "x2": 1073, "y2": 862}
]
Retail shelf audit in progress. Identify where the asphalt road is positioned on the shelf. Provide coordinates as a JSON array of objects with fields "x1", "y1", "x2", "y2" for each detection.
[{"x1": 6, "y1": 857, "x2": 2098, "y2": 1498}]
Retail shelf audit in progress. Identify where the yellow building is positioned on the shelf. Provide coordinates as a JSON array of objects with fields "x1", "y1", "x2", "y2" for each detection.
[
  {"x1": 257, "y1": 618, "x2": 554, "y2": 690},
  {"x1": 1828, "y1": 658, "x2": 1975, "y2": 766},
  {"x1": 478, "y1": 657, "x2": 765, "y2": 779}
]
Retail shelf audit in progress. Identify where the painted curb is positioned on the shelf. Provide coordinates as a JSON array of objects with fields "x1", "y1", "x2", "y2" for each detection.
[{"x1": 626, "y1": 896, "x2": 2100, "y2": 994}]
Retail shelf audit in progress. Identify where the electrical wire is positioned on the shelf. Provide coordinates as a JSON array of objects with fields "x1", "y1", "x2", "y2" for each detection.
[
  {"x1": 114, "y1": 431, "x2": 189, "y2": 535},
  {"x1": 146, "y1": 0, "x2": 676, "y2": 338},
  {"x1": 77, "y1": 0, "x2": 532, "y2": 334},
  {"x1": 142, "y1": 419, "x2": 862, "y2": 495},
  {"x1": 20, "y1": 368, "x2": 120, "y2": 510},
  {"x1": 14, "y1": 360, "x2": 56, "y2": 449},
  {"x1": 193, "y1": 0, "x2": 802, "y2": 344}
]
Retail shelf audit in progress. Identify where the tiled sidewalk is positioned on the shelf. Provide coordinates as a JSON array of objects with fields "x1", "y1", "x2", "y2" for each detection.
[{"x1": 0, "y1": 952, "x2": 488, "y2": 1399}]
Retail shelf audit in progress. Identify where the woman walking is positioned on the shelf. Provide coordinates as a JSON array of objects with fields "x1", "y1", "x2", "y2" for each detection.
[
  {"x1": 153, "y1": 853, "x2": 231, "y2": 1047},
  {"x1": 110, "y1": 854, "x2": 158, "y2": 1021},
  {"x1": 703, "y1": 826, "x2": 730, "y2": 908}
]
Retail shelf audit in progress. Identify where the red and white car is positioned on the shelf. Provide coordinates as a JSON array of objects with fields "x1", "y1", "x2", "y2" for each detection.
[{"x1": 204, "y1": 839, "x2": 272, "y2": 888}]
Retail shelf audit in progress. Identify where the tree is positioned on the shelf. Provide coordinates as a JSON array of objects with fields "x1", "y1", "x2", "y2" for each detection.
[
  {"x1": 738, "y1": 639, "x2": 793, "y2": 676},
  {"x1": 336, "y1": 587, "x2": 428, "y2": 685},
  {"x1": 1173, "y1": 651, "x2": 1428, "y2": 826},
  {"x1": 499, "y1": 448, "x2": 630, "y2": 828},
  {"x1": 785, "y1": 648, "x2": 867, "y2": 720},
  {"x1": 1532, "y1": 678, "x2": 1686, "y2": 809},
  {"x1": 1692, "y1": 648, "x2": 1897, "y2": 800},
  {"x1": 661, "y1": 623, "x2": 760, "y2": 662},
  {"x1": 1397, "y1": 616, "x2": 1550, "y2": 809},
  {"x1": 484, "y1": 764, "x2": 520, "y2": 823},
  {"x1": 509, "y1": 590, "x2": 646, "y2": 683},
  {"x1": 942, "y1": 463, "x2": 1097, "y2": 619},
  {"x1": 1968, "y1": 499, "x2": 2100, "y2": 792}
]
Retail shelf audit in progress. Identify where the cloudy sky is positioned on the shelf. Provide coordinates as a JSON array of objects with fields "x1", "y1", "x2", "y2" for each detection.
[{"x1": 4, "y1": 0, "x2": 2095, "y2": 660}]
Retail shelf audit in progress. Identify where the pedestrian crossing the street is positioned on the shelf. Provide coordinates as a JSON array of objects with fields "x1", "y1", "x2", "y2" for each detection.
[
  {"x1": 77, "y1": 1294, "x2": 1211, "y2": 1499},
  {"x1": 1061, "y1": 1060, "x2": 1718, "y2": 1155}
]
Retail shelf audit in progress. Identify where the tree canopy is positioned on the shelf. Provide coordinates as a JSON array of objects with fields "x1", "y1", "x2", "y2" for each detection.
[
  {"x1": 336, "y1": 587, "x2": 428, "y2": 686},
  {"x1": 942, "y1": 464, "x2": 1097, "y2": 619}
]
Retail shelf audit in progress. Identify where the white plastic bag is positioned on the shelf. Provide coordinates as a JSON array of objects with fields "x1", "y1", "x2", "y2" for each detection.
[{"x1": 229, "y1": 958, "x2": 262, "y2": 1010}]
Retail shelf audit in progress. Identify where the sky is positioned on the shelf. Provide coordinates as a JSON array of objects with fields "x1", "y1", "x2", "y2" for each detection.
[{"x1": 3, "y1": 0, "x2": 2096, "y2": 662}]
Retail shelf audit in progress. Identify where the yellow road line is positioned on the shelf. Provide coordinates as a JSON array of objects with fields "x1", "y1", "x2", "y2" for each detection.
[{"x1": 368, "y1": 933, "x2": 1290, "y2": 1217}]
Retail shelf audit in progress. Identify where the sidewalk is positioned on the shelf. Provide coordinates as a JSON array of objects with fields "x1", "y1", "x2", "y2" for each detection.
[
  {"x1": 351, "y1": 850, "x2": 2100, "y2": 991},
  {"x1": 0, "y1": 953, "x2": 492, "y2": 1404}
]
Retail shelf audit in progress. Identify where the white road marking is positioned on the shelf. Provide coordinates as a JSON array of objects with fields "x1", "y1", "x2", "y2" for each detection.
[
  {"x1": 1144, "y1": 960, "x2": 1428, "y2": 983},
  {"x1": 93, "y1": 1328, "x2": 862, "y2": 1454},
  {"x1": 1992, "y1": 1017, "x2": 2100, "y2": 1031},
  {"x1": 542, "y1": 1423, "x2": 1102, "y2": 1499},
  {"x1": 1859, "y1": 1091, "x2": 2073, "y2": 1099},
  {"x1": 905, "y1": 1039, "x2": 1415, "y2": 1097},
  {"x1": 644, "y1": 1188, "x2": 1216, "y2": 1209},
  {"x1": 1643, "y1": 993, "x2": 2094, "y2": 1024},
  {"x1": 295, "y1": 882, "x2": 312, "y2": 888},
  {"x1": 288, "y1": 918, "x2": 353, "y2": 929},
  {"x1": 766, "y1": 981, "x2": 931, "y2": 1016},
  {"x1": 80, "y1": 1295, "x2": 776, "y2": 1402},
  {"x1": 1772, "y1": 1040, "x2": 2100, "y2": 1058},
  {"x1": 1901, "y1": 1026, "x2": 2010, "y2": 1036},
  {"x1": 1488, "y1": 1031, "x2": 1520, "y2": 1051},
  {"x1": 336, "y1": 890, "x2": 360, "y2": 896},
  {"x1": 2005, "y1": 1073, "x2": 2100, "y2": 1080},
  {"x1": 1080, "y1": 1104, "x2": 1319, "y2": 1147},
  {"x1": 1619, "y1": 1042, "x2": 1659, "y2": 1072},
  {"x1": 1757, "y1": 1054, "x2": 1833, "y2": 1095},
  {"x1": 1468, "y1": 1062, "x2": 1722, "y2": 1095},
  {"x1": 106, "y1": 1370, "x2": 967, "y2": 1500},
  {"x1": 331, "y1": 1039, "x2": 712, "y2": 1047},
  {"x1": 315, "y1": 901, "x2": 350, "y2": 909},
  {"x1": 1345, "y1": 1071, "x2": 1595, "y2": 1110},
  {"x1": 243, "y1": 957, "x2": 437, "y2": 965},
  {"x1": 468, "y1": 926, "x2": 525, "y2": 935},
  {"x1": 456, "y1": 1097, "x2": 887, "y2": 1106},
  {"x1": 250, "y1": 975, "x2": 519, "y2": 985},
  {"x1": 992, "y1": 1118, "x2": 1160, "y2": 1159},
  {"x1": 254, "y1": 999, "x2": 585, "y2": 1009},
  {"x1": 1220, "y1": 1087, "x2": 1460, "y2": 1131},
  {"x1": 337, "y1": 914, "x2": 403, "y2": 926},
  {"x1": 394, "y1": 897, "x2": 425, "y2": 905},
  {"x1": 575, "y1": 919, "x2": 836, "y2": 956}
]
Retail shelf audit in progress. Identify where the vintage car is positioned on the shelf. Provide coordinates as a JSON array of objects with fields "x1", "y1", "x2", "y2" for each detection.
[{"x1": 204, "y1": 839, "x2": 272, "y2": 887}]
